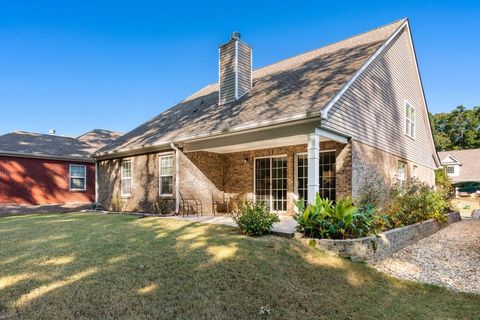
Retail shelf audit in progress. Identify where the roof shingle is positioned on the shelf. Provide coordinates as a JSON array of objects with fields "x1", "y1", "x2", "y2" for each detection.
[
  {"x1": 0, "y1": 129, "x2": 122, "y2": 160},
  {"x1": 97, "y1": 19, "x2": 406, "y2": 156}
]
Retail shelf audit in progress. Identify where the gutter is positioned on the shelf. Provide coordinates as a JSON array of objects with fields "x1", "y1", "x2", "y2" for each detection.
[
  {"x1": 0, "y1": 151, "x2": 95, "y2": 163},
  {"x1": 170, "y1": 143, "x2": 180, "y2": 214}
]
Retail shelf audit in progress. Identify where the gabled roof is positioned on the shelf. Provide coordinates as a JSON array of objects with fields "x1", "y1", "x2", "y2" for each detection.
[
  {"x1": 440, "y1": 154, "x2": 461, "y2": 165},
  {"x1": 96, "y1": 19, "x2": 406, "y2": 157},
  {"x1": 0, "y1": 129, "x2": 122, "y2": 161},
  {"x1": 438, "y1": 149, "x2": 480, "y2": 182}
]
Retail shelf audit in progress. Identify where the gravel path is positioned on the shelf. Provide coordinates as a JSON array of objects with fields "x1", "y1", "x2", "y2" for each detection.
[{"x1": 370, "y1": 219, "x2": 480, "y2": 294}]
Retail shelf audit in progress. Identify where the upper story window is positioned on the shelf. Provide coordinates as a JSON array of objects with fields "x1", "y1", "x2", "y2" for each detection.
[
  {"x1": 397, "y1": 161, "x2": 407, "y2": 181},
  {"x1": 69, "y1": 164, "x2": 86, "y2": 191},
  {"x1": 159, "y1": 155, "x2": 174, "y2": 196},
  {"x1": 121, "y1": 160, "x2": 132, "y2": 196},
  {"x1": 405, "y1": 101, "x2": 416, "y2": 138},
  {"x1": 446, "y1": 166, "x2": 455, "y2": 174}
]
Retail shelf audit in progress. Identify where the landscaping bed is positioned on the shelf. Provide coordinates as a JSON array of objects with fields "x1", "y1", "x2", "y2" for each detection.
[{"x1": 295, "y1": 212, "x2": 461, "y2": 261}]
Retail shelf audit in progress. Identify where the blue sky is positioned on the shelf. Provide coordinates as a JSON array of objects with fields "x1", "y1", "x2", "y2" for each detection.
[{"x1": 0, "y1": 1, "x2": 478, "y2": 137}]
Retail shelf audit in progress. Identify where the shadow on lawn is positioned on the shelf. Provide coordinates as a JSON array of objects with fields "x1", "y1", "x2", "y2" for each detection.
[{"x1": 0, "y1": 213, "x2": 478, "y2": 319}]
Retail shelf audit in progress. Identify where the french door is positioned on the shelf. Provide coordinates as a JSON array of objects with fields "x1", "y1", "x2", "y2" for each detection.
[
  {"x1": 295, "y1": 150, "x2": 336, "y2": 204},
  {"x1": 254, "y1": 156, "x2": 287, "y2": 211}
]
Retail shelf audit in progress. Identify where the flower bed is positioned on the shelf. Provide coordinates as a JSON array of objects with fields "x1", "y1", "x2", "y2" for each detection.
[{"x1": 294, "y1": 212, "x2": 461, "y2": 261}]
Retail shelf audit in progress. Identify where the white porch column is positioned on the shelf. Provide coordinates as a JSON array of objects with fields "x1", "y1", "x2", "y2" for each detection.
[{"x1": 307, "y1": 132, "x2": 320, "y2": 204}]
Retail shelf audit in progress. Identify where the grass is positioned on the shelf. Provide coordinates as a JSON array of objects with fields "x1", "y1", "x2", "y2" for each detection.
[{"x1": 0, "y1": 212, "x2": 478, "y2": 319}]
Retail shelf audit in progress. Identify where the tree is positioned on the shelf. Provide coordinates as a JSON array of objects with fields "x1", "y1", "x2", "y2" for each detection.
[{"x1": 430, "y1": 105, "x2": 480, "y2": 151}]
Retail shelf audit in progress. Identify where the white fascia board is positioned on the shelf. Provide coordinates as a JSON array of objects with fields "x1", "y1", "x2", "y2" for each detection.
[
  {"x1": 321, "y1": 20, "x2": 408, "y2": 119},
  {"x1": 315, "y1": 127, "x2": 349, "y2": 144}
]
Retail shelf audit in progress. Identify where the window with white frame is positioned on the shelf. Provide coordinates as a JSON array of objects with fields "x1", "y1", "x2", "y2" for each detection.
[
  {"x1": 412, "y1": 165, "x2": 418, "y2": 179},
  {"x1": 295, "y1": 151, "x2": 336, "y2": 204},
  {"x1": 159, "y1": 154, "x2": 174, "y2": 195},
  {"x1": 69, "y1": 164, "x2": 86, "y2": 191},
  {"x1": 121, "y1": 160, "x2": 132, "y2": 196},
  {"x1": 446, "y1": 166, "x2": 455, "y2": 174},
  {"x1": 397, "y1": 161, "x2": 407, "y2": 181},
  {"x1": 255, "y1": 156, "x2": 287, "y2": 211},
  {"x1": 405, "y1": 102, "x2": 415, "y2": 138}
]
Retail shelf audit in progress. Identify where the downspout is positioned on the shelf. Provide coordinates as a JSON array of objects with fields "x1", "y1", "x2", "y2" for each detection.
[
  {"x1": 170, "y1": 143, "x2": 180, "y2": 213},
  {"x1": 94, "y1": 161, "x2": 99, "y2": 206}
]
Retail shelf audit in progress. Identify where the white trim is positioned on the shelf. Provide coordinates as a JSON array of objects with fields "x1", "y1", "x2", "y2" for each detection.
[
  {"x1": 95, "y1": 161, "x2": 98, "y2": 203},
  {"x1": 397, "y1": 161, "x2": 407, "y2": 181},
  {"x1": 234, "y1": 40, "x2": 239, "y2": 100},
  {"x1": 294, "y1": 149, "x2": 336, "y2": 202},
  {"x1": 404, "y1": 21, "x2": 442, "y2": 168},
  {"x1": 253, "y1": 155, "x2": 288, "y2": 213},
  {"x1": 218, "y1": 47, "x2": 222, "y2": 104},
  {"x1": 321, "y1": 19, "x2": 408, "y2": 119},
  {"x1": 159, "y1": 153, "x2": 174, "y2": 197},
  {"x1": 0, "y1": 151, "x2": 94, "y2": 163},
  {"x1": 69, "y1": 164, "x2": 87, "y2": 191},
  {"x1": 120, "y1": 159, "x2": 132, "y2": 197},
  {"x1": 169, "y1": 143, "x2": 180, "y2": 213}
]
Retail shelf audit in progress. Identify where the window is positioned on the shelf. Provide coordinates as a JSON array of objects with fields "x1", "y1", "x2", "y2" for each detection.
[
  {"x1": 121, "y1": 160, "x2": 132, "y2": 196},
  {"x1": 159, "y1": 155, "x2": 174, "y2": 195},
  {"x1": 295, "y1": 154, "x2": 308, "y2": 206},
  {"x1": 446, "y1": 166, "x2": 455, "y2": 174},
  {"x1": 412, "y1": 165, "x2": 418, "y2": 179},
  {"x1": 397, "y1": 161, "x2": 407, "y2": 181},
  {"x1": 295, "y1": 151, "x2": 336, "y2": 204},
  {"x1": 319, "y1": 151, "x2": 336, "y2": 201},
  {"x1": 69, "y1": 164, "x2": 86, "y2": 191},
  {"x1": 255, "y1": 156, "x2": 287, "y2": 211},
  {"x1": 405, "y1": 102, "x2": 415, "y2": 138}
]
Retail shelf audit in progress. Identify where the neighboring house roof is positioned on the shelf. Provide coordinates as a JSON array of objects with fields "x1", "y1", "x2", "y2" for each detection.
[
  {"x1": 438, "y1": 149, "x2": 480, "y2": 183},
  {"x1": 96, "y1": 19, "x2": 406, "y2": 157},
  {"x1": 0, "y1": 129, "x2": 123, "y2": 162}
]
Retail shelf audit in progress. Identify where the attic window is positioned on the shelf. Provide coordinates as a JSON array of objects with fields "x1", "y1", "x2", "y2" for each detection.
[{"x1": 405, "y1": 101, "x2": 415, "y2": 139}]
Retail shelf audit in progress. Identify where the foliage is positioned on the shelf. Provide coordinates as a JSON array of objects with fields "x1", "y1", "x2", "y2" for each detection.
[
  {"x1": 435, "y1": 168, "x2": 452, "y2": 191},
  {"x1": 295, "y1": 195, "x2": 381, "y2": 239},
  {"x1": 110, "y1": 196, "x2": 125, "y2": 212},
  {"x1": 150, "y1": 198, "x2": 174, "y2": 214},
  {"x1": 430, "y1": 105, "x2": 480, "y2": 151},
  {"x1": 383, "y1": 180, "x2": 451, "y2": 227},
  {"x1": 232, "y1": 201, "x2": 280, "y2": 236}
]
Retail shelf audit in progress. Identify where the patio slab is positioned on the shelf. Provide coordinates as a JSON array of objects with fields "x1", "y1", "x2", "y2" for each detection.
[{"x1": 161, "y1": 214, "x2": 297, "y2": 237}]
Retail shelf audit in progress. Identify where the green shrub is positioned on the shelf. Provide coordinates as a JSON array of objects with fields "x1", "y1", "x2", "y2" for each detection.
[
  {"x1": 295, "y1": 195, "x2": 382, "y2": 239},
  {"x1": 435, "y1": 168, "x2": 452, "y2": 190},
  {"x1": 383, "y1": 180, "x2": 451, "y2": 227},
  {"x1": 233, "y1": 202, "x2": 280, "y2": 236},
  {"x1": 110, "y1": 196, "x2": 125, "y2": 212}
]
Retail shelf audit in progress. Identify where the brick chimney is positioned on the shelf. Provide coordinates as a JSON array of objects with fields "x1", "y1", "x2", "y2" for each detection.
[{"x1": 219, "y1": 32, "x2": 252, "y2": 105}]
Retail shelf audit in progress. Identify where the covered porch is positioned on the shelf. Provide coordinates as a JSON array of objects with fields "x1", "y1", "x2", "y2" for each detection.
[{"x1": 177, "y1": 120, "x2": 352, "y2": 216}]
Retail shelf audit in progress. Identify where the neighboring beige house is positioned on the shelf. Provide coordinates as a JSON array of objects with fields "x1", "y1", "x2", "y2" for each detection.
[
  {"x1": 93, "y1": 18, "x2": 440, "y2": 215},
  {"x1": 438, "y1": 149, "x2": 480, "y2": 185}
]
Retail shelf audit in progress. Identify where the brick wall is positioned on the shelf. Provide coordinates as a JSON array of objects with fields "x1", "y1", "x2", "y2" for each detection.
[
  {"x1": 0, "y1": 156, "x2": 95, "y2": 205},
  {"x1": 351, "y1": 140, "x2": 435, "y2": 198},
  {"x1": 97, "y1": 141, "x2": 353, "y2": 215}
]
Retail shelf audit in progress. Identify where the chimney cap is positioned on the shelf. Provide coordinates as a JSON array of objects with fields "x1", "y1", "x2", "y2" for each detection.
[{"x1": 230, "y1": 32, "x2": 241, "y2": 40}]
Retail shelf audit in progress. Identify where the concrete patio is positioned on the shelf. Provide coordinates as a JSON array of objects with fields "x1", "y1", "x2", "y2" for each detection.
[{"x1": 160, "y1": 214, "x2": 297, "y2": 237}]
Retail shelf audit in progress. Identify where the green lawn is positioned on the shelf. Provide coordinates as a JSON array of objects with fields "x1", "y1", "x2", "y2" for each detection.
[{"x1": 0, "y1": 213, "x2": 478, "y2": 319}]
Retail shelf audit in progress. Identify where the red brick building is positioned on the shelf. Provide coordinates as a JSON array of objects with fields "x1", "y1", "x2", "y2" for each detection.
[{"x1": 0, "y1": 129, "x2": 121, "y2": 206}]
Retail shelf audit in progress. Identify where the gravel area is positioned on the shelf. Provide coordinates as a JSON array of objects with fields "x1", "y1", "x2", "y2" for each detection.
[{"x1": 370, "y1": 219, "x2": 480, "y2": 294}]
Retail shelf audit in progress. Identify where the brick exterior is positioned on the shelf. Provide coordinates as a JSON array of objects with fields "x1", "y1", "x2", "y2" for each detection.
[
  {"x1": 351, "y1": 140, "x2": 435, "y2": 198},
  {"x1": 0, "y1": 156, "x2": 95, "y2": 205},
  {"x1": 97, "y1": 141, "x2": 352, "y2": 215}
]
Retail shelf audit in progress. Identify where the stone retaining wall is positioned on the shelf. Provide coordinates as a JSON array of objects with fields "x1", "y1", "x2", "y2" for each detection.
[{"x1": 294, "y1": 212, "x2": 461, "y2": 261}]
